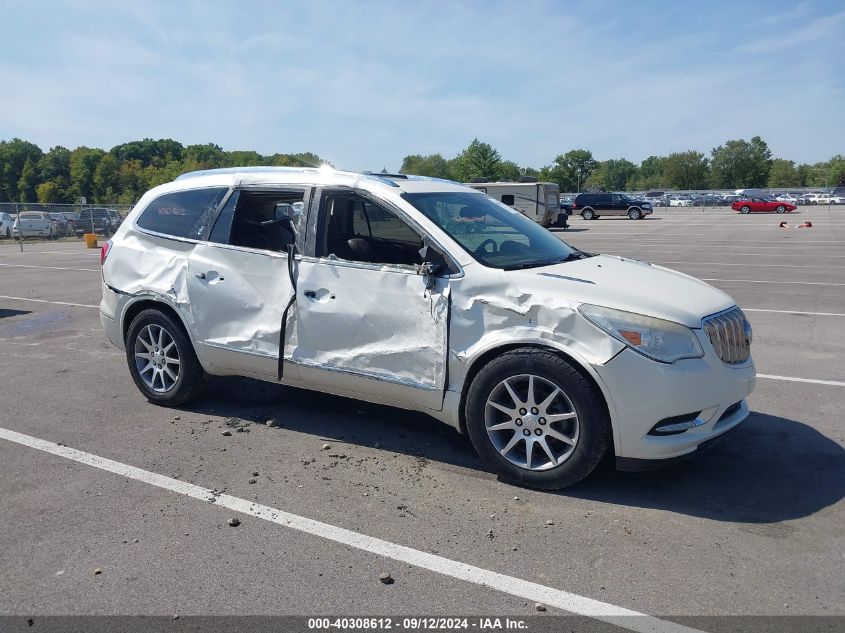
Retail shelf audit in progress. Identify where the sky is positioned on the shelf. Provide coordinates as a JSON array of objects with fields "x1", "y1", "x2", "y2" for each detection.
[{"x1": 1, "y1": 0, "x2": 843, "y2": 171}]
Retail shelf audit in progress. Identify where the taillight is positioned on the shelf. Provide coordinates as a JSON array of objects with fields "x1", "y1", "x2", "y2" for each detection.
[{"x1": 100, "y1": 240, "x2": 112, "y2": 266}]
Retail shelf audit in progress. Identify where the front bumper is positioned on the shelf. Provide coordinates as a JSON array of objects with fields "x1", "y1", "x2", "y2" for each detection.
[{"x1": 593, "y1": 339, "x2": 756, "y2": 462}]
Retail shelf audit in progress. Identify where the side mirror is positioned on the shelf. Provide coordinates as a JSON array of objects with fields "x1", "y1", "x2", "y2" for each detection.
[{"x1": 416, "y1": 243, "x2": 449, "y2": 290}]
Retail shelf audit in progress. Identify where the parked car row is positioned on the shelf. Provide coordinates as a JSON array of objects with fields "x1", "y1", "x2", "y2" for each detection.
[
  {"x1": 2, "y1": 208, "x2": 124, "y2": 239},
  {"x1": 618, "y1": 190, "x2": 845, "y2": 207}
]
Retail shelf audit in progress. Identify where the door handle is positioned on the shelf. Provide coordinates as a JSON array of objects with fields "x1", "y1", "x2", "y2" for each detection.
[{"x1": 303, "y1": 290, "x2": 317, "y2": 299}]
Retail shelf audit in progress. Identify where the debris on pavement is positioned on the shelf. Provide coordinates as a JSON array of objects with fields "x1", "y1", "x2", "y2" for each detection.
[
  {"x1": 227, "y1": 517, "x2": 241, "y2": 527},
  {"x1": 379, "y1": 572, "x2": 394, "y2": 585}
]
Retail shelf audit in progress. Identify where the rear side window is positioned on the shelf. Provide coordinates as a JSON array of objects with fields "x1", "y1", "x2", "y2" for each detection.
[{"x1": 136, "y1": 188, "x2": 228, "y2": 239}]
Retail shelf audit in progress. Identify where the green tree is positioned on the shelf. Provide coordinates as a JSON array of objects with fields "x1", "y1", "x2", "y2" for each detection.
[
  {"x1": 767, "y1": 159, "x2": 800, "y2": 187},
  {"x1": 17, "y1": 158, "x2": 39, "y2": 202},
  {"x1": 93, "y1": 154, "x2": 120, "y2": 201},
  {"x1": 400, "y1": 153, "x2": 454, "y2": 179},
  {"x1": 710, "y1": 136, "x2": 772, "y2": 188},
  {"x1": 110, "y1": 138, "x2": 184, "y2": 167},
  {"x1": 70, "y1": 147, "x2": 106, "y2": 202},
  {"x1": 36, "y1": 180, "x2": 63, "y2": 203},
  {"x1": 632, "y1": 156, "x2": 667, "y2": 190},
  {"x1": 586, "y1": 158, "x2": 638, "y2": 191},
  {"x1": 183, "y1": 143, "x2": 225, "y2": 169},
  {"x1": 497, "y1": 160, "x2": 521, "y2": 182},
  {"x1": 450, "y1": 139, "x2": 502, "y2": 182},
  {"x1": 663, "y1": 151, "x2": 709, "y2": 189},
  {"x1": 0, "y1": 138, "x2": 43, "y2": 201},
  {"x1": 544, "y1": 149, "x2": 597, "y2": 192}
]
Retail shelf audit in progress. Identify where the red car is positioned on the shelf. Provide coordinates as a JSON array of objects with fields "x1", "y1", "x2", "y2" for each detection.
[{"x1": 731, "y1": 197, "x2": 796, "y2": 214}]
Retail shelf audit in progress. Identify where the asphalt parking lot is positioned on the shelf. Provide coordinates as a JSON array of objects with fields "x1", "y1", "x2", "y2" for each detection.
[{"x1": 1, "y1": 206, "x2": 843, "y2": 630}]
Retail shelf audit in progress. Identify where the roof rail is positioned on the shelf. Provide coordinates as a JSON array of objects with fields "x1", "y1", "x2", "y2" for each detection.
[{"x1": 175, "y1": 166, "x2": 324, "y2": 180}]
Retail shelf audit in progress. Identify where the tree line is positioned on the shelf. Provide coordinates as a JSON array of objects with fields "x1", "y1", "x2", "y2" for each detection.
[
  {"x1": 1, "y1": 136, "x2": 843, "y2": 205},
  {"x1": 402, "y1": 137, "x2": 845, "y2": 193},
  {"x1": 0, "y1": 138, "x2": 325, "y2": 205}
]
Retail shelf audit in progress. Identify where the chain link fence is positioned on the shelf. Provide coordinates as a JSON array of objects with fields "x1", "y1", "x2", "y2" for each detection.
[{"x1": 0, "y1": 202, "x2": 134, "y2": 249}]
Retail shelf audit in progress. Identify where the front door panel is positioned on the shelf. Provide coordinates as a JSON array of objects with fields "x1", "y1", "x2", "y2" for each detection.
[{"x1": 290, "y1": 259, "x2": 449, "y2": 410}]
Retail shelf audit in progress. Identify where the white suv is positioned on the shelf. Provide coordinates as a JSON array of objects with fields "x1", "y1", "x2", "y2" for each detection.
[{"x1": 100, "y1": 167, "x2": 755, "y2": 489}]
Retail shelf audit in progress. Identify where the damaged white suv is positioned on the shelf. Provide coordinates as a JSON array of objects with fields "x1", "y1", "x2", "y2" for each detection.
[{"x1": 100, "y1": 167, "x2": 755, "y2": 489}]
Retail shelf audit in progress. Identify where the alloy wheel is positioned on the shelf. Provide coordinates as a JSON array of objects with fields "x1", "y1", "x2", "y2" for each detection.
[
  {"x1": 134, "y1": 324, "x2": 181, "y2": 393},
  {"x1": 485, "y1": 374, "x2": 579, "y2": 471}
]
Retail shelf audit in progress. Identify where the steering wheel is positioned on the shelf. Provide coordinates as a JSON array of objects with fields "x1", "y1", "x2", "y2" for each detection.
[{"x1": 474, "y1": 238, "x2": 498, "y2": 257}]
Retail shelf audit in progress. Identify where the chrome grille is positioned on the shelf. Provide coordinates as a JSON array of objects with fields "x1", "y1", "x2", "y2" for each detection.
[{"x1": 703, "y1": 307, "x2": 752, "y2": 364}]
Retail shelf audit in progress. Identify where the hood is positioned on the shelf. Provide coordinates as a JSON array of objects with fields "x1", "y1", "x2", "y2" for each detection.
[{"x1": 506, "y1": 255, "x2": 735, "y2": 328}]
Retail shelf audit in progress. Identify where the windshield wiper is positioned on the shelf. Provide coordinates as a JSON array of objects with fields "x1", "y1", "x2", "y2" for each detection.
[{"x1": 503, "y1": 251, "x2": 594, "y2": 271}]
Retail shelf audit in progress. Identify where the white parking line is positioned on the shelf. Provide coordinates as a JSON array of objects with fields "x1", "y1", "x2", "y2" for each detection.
[
  {"x1": 0, "y1": 295, "x2": 99, "y2": 309},
  {"x1": 0, "y1": 263, "x2": 99, "y2": 272},
  {"x1": 757, "y1": 374, "x2": 845, "y2": 387},
  {"x1": 0, "y1": 250, "x2": 99, "y2": 256},
  {"x1": 0, "y1": 427, "x2": 700, "y2": 633},
  {"x1": 571, "y1": 240, "x2": 844, "y2": 248},
  {"x1": 588, "y1": 249, "x2": 845, "y2": 259},
  {"x1": 744, "y1": 308, "x2": 845, "y2": 317},
  {"x1": 652, "y1": 260, "x2": 837, "y2": 270},
  {"x1": 700, "y1": 278, "x2": 845, "y2": 286}
]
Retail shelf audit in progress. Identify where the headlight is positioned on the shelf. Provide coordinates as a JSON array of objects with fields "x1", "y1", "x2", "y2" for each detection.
[{"x1": 578, "y1": 304, "x2": 704, "y2": 363}]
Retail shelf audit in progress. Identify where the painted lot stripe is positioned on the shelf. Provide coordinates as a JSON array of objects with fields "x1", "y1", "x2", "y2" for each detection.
[
  {"x1": 0, "y1": 263, "x2": 98, "y2": 272},
  {"x1": 0, "y1": 250, "x2": 100, "y2": 256},
  {"x1": 757, "y1": 374, "x2": 845, "y2": 387},
  {"x1": 571, "y1": 234, "x2": 844, "y2": 241},
  {"x1": 745, "y1": 308, "x2": 845, "y2": 317},
  {"x1": 0, "y1": 426, "x2": 701, "y2": 633},
  {"x1": 700, "y1": 278, "x2": 845, "y2": 287},
  {"x1": 571, "y1": 240, "x2": 844, "y2": 249},
  {"x1": 587, "y1": 249, "x2": 845, "y2": 259},
  {"x1": 0, "y1": 294, "x2": 98, "y2": 309},
  {"x1": 652, "y1": 260, "x2": 838, "y2": 269}
]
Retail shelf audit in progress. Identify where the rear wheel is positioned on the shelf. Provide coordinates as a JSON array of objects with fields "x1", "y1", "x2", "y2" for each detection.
[
  {"x1": 581, "y1": 208, "x2": 595, "y2": 220},
  {"x1": 740, "y1": 205, "x2": 751, "y2": 214},
  {"x1": 125, "y1": 309, "x2": 207, "y2": 406},
  {"x1": 464, "y1": 348, "x2": 611, "y2": 489},
  {"x1": 628, "y1": 208, "x2": 642, "y2": 220}
]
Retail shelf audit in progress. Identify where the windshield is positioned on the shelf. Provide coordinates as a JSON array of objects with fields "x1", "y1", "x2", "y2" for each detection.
[{"x1": 403, "y1": 191, "x2": 588, "y2": 270}]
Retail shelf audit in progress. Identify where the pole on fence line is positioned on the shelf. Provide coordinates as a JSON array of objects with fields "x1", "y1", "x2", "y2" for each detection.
[{"x1": 16, "y1": 202, "x2": 23, "y2": 252}]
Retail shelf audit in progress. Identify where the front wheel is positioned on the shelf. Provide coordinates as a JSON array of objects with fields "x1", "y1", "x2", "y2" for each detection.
[
  {"x1": 776, "y1": 205, "x2": 786, "y2": 213},
  {"x1": 740, "y1": 205, "x2": 751, "y2": 214},
  {"x1": 628, "y1": 208, "x2": 642, "y2": 220},
  {"x1": 464, "y1": 348, "x2": 611, "y2": 489},
  {"x1": 125, "y1": 309, "x2": 207, "y2": 406}
]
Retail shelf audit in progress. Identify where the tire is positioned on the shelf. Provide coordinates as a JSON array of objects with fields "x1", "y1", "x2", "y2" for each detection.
[
  {"x1": 464, "y1": 347, "x2": 611, "y2": 489},
  {"x1": 125, "y1": 308, "x2": 207, "y2": 406},
  {"x1": 628, "y1": 208, "x2": 642, "y2": 220},
  {"x1": 776, "y1": 205, "x2": 786, "y2": 214},
  {"x1": 740, "y1": 205, "x2": 751, "y2": 214},
  {"x1": 581, "y1": 208, "x2": 595, "y2": 220}
]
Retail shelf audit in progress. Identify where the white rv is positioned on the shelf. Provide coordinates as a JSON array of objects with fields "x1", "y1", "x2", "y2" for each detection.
[{"x1": 465, "y1": 181, "x2": 562, "y2": 227}]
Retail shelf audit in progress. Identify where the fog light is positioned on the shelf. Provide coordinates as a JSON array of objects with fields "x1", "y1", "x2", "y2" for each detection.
[{"x1": 649, "y1": 412, "x2": 702, "y2": 436}]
